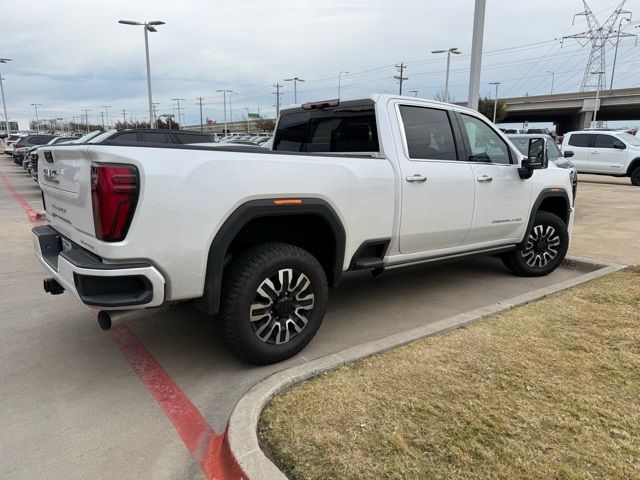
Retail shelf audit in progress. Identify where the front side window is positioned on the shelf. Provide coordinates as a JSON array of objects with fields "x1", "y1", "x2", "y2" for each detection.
[
  {"x1": 399, "y1": 105, "x2": 457, "y2": 160},
  {"x1": 460, "y1": 114, "x2": 511, "y2": 164},
  {"x1": 594, "y1": 134, "x2": 617, "y2": 148}
]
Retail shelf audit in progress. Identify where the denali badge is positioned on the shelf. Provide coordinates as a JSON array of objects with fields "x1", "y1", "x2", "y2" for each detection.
[{"x1": 42, "y1": 168, "x2": 60, "y2": 184}]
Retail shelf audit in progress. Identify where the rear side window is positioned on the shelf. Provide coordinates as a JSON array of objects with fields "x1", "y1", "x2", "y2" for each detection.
[
  {"x1": 399, "y1": 105, "x2": 457, "y2": 160},
  {"x1": 568, "y1": 134, "x2": 592, "y2": 147},
  {"x1": 175, "y1": 133, "x2": 211, "y2": 144},
  {"x1": 113, "y1": 132, "x2": 139, "y2": 142},
  {"x1": 143, "y1": 132, "x2": 173, "y2": 143},
  {"x1": 273, "y1": 102, "x2": 379, "y2": 153}
]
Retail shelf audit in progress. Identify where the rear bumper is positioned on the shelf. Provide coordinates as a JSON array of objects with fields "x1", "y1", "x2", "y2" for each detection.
[{"x1": 32, "y1": 225, "x2": 165, "y2": 309}]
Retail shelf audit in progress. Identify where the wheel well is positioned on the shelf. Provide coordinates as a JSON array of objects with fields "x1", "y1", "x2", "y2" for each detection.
[
  {"x1": 627, "y1": 158, "x2": 640, "y2": 176},
  {"x1": 227, "y1": 214, "x2": 339, "y2": 285},
  {"x1": 537, "y1": 196, "x2": 569, "y2": 225}
]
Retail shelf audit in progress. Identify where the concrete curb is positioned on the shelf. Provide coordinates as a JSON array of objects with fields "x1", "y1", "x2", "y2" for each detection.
[{"x1": 227, "y1": 257, "x2": 626, "y2": 480}]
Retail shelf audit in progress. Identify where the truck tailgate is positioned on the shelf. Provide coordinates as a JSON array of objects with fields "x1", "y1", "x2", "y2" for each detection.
[{"x1": 38, "y1": 145, "x2": 95, "y2": 238}]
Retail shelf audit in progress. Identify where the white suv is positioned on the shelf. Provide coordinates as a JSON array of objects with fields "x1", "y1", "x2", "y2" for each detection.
[{"x1": 561, "y1": 130, "x2": 640, "y2": 186}]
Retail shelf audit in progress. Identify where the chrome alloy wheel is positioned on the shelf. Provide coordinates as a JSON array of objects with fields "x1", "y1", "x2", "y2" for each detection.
[
  {"x1": 249, "y1": 268, "x2": 315, "y2": 344},
  {"x1": 521, "y1": 224, "x2": 561, "y2": 268}
]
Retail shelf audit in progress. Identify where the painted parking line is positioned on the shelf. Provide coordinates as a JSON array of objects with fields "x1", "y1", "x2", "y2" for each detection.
[{"x1": 1, "y1": 168, "x2": 246, "y2": 480}]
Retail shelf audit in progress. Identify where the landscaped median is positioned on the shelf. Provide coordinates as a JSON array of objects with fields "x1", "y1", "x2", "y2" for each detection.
[{"x1": 259, "y1": 267, "x2": 640, "y2": 480}]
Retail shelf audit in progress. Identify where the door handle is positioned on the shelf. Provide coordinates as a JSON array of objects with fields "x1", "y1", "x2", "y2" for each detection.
[
  {"x1": 405, "y1": 174, "x2": 427, "y2": 183},
  {"x1": 477, "y1": 175, "x2": 493, "y2": 183}
]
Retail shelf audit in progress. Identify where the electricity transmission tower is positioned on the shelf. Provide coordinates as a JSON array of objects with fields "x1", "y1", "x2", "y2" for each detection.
[{"x1": 563, "y1": 1, "x2": 634, "y2": 91}]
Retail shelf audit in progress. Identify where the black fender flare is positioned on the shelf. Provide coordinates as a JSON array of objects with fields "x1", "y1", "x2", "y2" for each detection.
[
  {"x1": 196, "y1": 198, "x2": 346, "y2": 315},
  {"x1": 517, "y1": 188, "x2": 571, "y2": 249},
  {"x1": 626, "y1": 157, "x2": 640, "y2": 176}
]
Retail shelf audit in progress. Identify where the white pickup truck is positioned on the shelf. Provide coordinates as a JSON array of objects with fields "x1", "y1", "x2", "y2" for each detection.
[{"x1": 33, "y1": 95, "x2": 574, "y2": 364}]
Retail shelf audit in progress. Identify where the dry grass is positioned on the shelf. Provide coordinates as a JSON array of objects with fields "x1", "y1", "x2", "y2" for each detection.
[{"x1": 260, "y1": 267, "x2": 640, "y2": 480}]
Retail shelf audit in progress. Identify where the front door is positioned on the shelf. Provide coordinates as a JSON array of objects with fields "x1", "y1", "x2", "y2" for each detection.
[
  {"x1": 396, "y1": 104, "x2": 475, "y2": 254},
  {"x1": 457, "y1": 113, "x2": 532, "y2": 245},
  {"x1": 589, "y1": 134, "x2": 628, "y2": 175}
]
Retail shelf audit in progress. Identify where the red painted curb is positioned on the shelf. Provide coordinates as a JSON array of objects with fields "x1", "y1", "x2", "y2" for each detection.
[
  {"x1": 0, "y1": 170, "x2": 42, "y2": 226},
  {"x1": 2, "y1": 168, "x2": 247, "y2": 480}
]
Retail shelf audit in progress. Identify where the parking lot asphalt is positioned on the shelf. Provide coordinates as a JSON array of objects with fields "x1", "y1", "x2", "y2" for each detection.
[{"x1": 0, "y1": 159, "x2": 628, "y2": 480}]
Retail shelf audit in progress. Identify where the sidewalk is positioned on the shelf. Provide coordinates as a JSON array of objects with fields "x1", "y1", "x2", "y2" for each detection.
[{"x1": 569, "y1": 175, "x2": 640, "y2": 265}]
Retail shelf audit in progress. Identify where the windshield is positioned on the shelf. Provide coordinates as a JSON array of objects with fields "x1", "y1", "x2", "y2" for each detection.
[
  {"x1": 68, "y1": 130, "x2": 104, "y2": 144},
  {"x1": 618, "y1": 132, "x2": 640, "y2": 147}
]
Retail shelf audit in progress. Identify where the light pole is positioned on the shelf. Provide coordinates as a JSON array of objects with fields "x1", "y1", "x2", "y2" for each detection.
[
  {"x1": 591, "y1": 70, "x2": 604, "y2": 127},
  {"x1": 431, "y1": 47, "x2": 461, "y2": 103},
  {"x1": 82, "y1": 109, "x2": 91, "y2": 133},
  {"x1": 196, "y1": 97, "x2": 205, "y2": 132},
  {"x1": 216, "y1": 89, "x2": 233, "y2": 135},
  {"x1": 152, "y1": 102, "x2": 161, "y2": 128},
  {"x1": 244, "y1": 107, "x2": 250, "y2": 133},
  {"x1": 284, "y1": 77, "x2": 305, "y2": 104},
  {"x1": 118, "y1": 19, "x2": 165, "y2": 128},
  {"x1": 547, "y1": 71, "x2": 555, "y2": 95},
  {"x1": 338, "y1": 71, "x2": 349, "y2": 99},
  {"x1": 0, "y1": 58, "x2": 11, "y2": 135},
  {"x1": 31, "y1": 103, "x2": 42, "y2": 132},
  {"x1": 467, "y1": 0, "x2": 486, "y2": 111},
  {"x1": 172, "y1": 98, "x2": 185, "y2": 129},
  {"x1": 610, "y1": 17, "x2": 632, "y2": 92},
  {"x1": 489, "y1": 81, "x2": 501, "y2": 123}
]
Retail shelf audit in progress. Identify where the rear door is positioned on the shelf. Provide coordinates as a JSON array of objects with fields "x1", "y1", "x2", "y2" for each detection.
[
  {"x1": 564, "y1": 133, "x2": 593, "y2": 172},
  {"x1": 457, "y1": 113, "x2": 531, "y2": 245},
  {"x1": 396, "y1": 103, "x2": 475, "y2": 254},
  {"x1": 590, "y1": 134, "x2": 627, "y2": 174}
]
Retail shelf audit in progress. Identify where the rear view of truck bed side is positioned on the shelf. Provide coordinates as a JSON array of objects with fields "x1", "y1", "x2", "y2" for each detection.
[{"x1": 33, "y1": 142, "x2": 395, "y2": 313}]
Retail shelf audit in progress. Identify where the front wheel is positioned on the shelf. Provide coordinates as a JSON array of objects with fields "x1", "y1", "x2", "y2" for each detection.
[
  {"x1": 219, "y1": 242, "x2": 328, "y2": 364},
  {"x1": 501, "y1": 211, "x2": 569, "y2": 277}
]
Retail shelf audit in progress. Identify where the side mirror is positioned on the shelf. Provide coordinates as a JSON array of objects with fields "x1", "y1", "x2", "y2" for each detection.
[
  {"x1": 518, "y1": 137, "x2": 548, "y2": 179},
  {"x1": 613, "y1": 141, "x2": 626, "y2": 150},
  {"x1": 563, "y1": 150, "x2": 574, "y2": 158}
]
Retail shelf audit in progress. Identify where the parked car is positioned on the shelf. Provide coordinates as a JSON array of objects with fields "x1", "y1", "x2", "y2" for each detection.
[
  {"x1": 561, "y1": 130, "x2": 640, "y2": 186},
  {"x1": 526, "y1": 128, "x2": 556, "y2": 140},
  {"x1": 32, "y1": 95, "x2": 574, "y2": 364},
  {"x1": 4, "y1": 133, "x2": 24, "y2": 155},
  {"x1": 508, "y1": 133, "x2": 577, "y2": 199},
  {"x1": 86, "y1": 129, "x2": 216, "y2": 145},
  {"x1": 12, "y1": 134, "x2": 56, "y2": 164}
]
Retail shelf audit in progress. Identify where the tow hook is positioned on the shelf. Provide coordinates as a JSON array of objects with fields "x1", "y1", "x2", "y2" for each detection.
[{"x1": 43, "y1": 278, "x2": 64, "y2": 295}]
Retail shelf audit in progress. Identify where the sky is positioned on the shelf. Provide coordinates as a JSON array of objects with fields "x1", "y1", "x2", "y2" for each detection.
[{"x1": 1, "y1": 0, "x2": 639, "y2": 129}]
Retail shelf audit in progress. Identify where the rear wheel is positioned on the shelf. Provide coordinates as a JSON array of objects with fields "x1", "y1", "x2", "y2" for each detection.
[
  {"x1": 630, "y1": 165, "x2": 640, "y2": 186},
  {"x1": 219, "y1": 242, "x2": 328, "y2": 364},
  {"x1": 501, "y1": 211, "x2": 568, "y2": 277}
]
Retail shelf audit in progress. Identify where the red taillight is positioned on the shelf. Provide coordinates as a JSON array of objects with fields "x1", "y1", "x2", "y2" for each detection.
[{"x1": 91, "y1": 164, "x2": 139, "y2": 242}]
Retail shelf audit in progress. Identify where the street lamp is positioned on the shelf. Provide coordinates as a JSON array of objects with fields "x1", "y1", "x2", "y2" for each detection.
[
  {"x1": 31, "y1": 103, "x2": 43, "y2": 132},
  {"x1": 244, "y1": 107, "x2": 250, "y2": 133},
  {"x1": 216, "y1": 89, "x2": 233, "y2": 135},
  {"x1": 431, "y1": 47, "x2": 461, "y2": 103},
  {"x1": 0, "y1": 58, "x2": 12, "y2": 135},
  {"x1": 489, "y1": 82, "x2": 501, "y2": 123},
  {"x1": 591, "y1": 70, "x2": 604, "y2": 127},
  {"x1": 547, "y1": 71, "x2": 555, "y2": 95},
  {"x1": 338, "y1": 71, "x2": 349, "y2": 99},
  {"x1": 284, "y1": 77, "x2": 305, "y2": 104},
  {"x1": 118, "y1": 19, "x2": 165, "y2": 128}
]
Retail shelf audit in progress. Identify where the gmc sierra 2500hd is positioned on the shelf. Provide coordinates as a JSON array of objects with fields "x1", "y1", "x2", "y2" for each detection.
[{"x1": 33, "y1": 95, "x2": 574, "y2": 364}]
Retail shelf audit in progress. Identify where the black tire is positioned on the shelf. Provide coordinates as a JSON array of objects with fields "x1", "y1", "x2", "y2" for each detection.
[
  {"x1": 219, "y1": 242, "x2": 328, "y2": 364},
  {"x1": 631, "y1": 165, "x2": 640, "y2": 187},
  {"x1": 501, "y1": 211, "x2": 569, "y2": 277}
]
